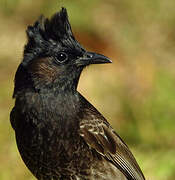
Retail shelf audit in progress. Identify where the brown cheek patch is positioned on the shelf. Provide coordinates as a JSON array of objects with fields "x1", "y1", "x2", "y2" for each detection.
[{"x1": 29, "y1": 57, "x2": 58, "y2": 83}]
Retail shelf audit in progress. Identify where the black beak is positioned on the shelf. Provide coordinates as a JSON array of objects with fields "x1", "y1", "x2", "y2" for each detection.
[{"x1": 76, "y1": 52, "x2": 112, "y2": 66}]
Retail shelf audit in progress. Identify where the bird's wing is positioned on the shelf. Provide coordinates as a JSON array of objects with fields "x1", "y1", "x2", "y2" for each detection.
[{"x1": 79, "y1": 108, "x2": 145, "y2": 180}]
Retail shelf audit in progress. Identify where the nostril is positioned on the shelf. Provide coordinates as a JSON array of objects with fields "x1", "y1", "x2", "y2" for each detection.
[{"x1": 86, "y1": 53, "x2": 93, "y2": 58}]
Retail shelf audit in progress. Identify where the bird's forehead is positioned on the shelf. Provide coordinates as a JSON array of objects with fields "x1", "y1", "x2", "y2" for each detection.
[{"x1": 48, "y1": 38, "x2": 85, "y2": 56}]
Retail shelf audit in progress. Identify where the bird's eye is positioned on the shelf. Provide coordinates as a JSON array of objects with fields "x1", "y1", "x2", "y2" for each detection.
[{"x1": 55, "y1": 52, "x2": 68, "y2": 63}]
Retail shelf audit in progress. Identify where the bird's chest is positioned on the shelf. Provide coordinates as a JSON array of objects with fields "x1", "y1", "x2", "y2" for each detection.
[
  {"x1": 16, "y1": 124, "x2": 88, "y2": 179},
  {"x1": 14, "y1": 94, "x2": 92, "y2": 178},
  {"x1": 16, "y1": 97, "x2": 80, "y2": 153}
]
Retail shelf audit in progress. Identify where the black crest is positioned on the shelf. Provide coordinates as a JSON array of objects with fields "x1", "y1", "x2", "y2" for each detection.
[{"x1": 23, "y1": 7, "x2": 84, "y2": 65}]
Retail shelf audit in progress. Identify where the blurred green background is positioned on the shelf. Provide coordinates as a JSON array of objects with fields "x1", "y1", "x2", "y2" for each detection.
[{"x1": 0, "y1": 0, "x2": 175, "y2": 179}]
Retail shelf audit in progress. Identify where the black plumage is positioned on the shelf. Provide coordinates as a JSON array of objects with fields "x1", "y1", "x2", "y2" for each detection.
[{"x1": 10, "y1": 8, "x2": 145, "y2": 180}]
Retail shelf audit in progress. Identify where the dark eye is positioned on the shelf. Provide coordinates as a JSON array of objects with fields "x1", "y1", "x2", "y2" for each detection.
[{"x1": 55, "y1": 52, "x2": 68, "y2": 63}]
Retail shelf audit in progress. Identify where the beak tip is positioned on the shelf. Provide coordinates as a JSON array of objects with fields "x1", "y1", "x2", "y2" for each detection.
[
  {"x1": 103, "y1": 57, "x2": 112, "y2": 64},
  {"x1": 108, "y1": 59, "x2": 112, "y2": 63}
]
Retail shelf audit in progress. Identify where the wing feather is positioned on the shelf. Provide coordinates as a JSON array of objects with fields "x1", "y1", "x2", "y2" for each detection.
[{"x1": 79, "y1": 118, "x2": 145, "y2": 180}]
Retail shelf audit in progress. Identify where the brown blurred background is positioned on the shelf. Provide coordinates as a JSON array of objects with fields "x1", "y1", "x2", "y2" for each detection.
[{"x1": 0, "y1": 0, "x2": 175, "y2": 179}]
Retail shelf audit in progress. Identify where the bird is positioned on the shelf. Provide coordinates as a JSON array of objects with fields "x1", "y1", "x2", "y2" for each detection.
[{"x1": 10, "y1": 7, "x2": 145, "y2": 180}]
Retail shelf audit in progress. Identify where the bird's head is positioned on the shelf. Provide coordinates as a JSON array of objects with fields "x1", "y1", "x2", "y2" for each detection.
[{"x1": 13, "y1": 8, "x2": 111, "y2": 97}]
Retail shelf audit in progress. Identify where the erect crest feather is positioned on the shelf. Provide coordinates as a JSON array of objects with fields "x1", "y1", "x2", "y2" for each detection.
[{"x1": 26, "y1": 7, "x2": 74, "y2": 42}]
